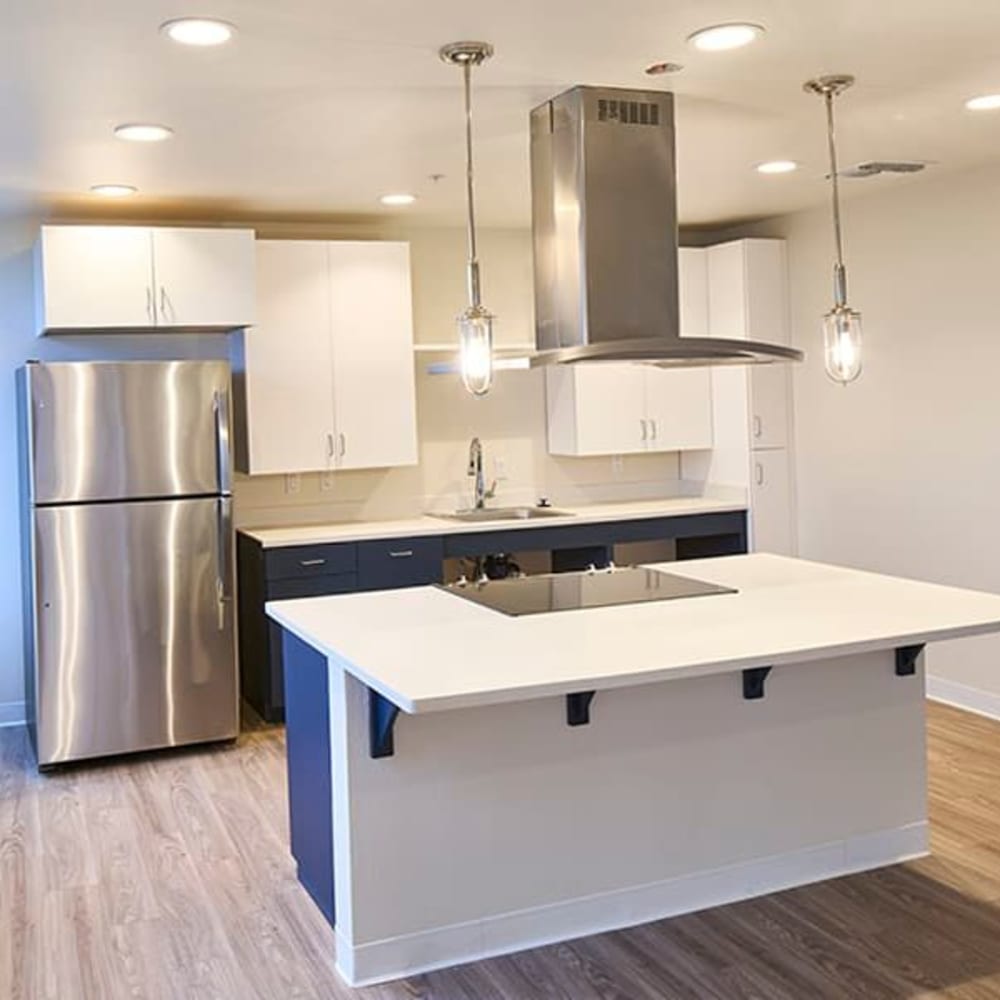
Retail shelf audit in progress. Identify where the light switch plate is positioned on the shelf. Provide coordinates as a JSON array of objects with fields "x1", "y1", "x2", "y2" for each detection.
[
  {"x1": 285, "y1": 473, "x2": 301, "y2": 495},
  {"x1": 320, "y1": 471, "x2": 335, "y2": 493},
  {"x1": 611, "y1": 455, "x2": 624, "y2": 477}
]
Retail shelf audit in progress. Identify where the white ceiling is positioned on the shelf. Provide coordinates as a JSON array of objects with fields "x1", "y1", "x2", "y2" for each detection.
[{"x1": 6, "y1": 0, "x2": 1000, "y2": 227}]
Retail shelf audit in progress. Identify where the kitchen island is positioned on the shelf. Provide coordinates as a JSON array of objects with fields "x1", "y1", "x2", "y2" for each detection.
[{"x1": 267, "y1": 554, "x2": 1000, "y2": 987}]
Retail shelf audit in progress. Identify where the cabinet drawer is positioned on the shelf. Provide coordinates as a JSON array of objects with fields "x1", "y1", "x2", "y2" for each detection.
[
  {"x1": 265, "y1": 543, "x2": 357, "y2": 581},
  {"x1": 357, "y1": 536, "x2": 443, "y2": 591},
  {"x1": 266, "y1": 574, "x2": 359, "y2": 601}
]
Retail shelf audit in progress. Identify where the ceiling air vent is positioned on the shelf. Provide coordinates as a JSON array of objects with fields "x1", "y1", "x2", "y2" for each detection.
[
  {"x1": 596, "y1": 98, "x2": 660, "y2": 126},
  {"x1": 841, "y1": 160, "x2": 928, "y2": 179}
]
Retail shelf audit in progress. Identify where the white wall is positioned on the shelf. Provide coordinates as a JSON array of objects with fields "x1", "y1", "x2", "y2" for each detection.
[
  {"x1": 0, "y1": 219, "x2": 682, "y2": 723},
  {"x1": 752, "y1": 163, "x2": 1000, "y2": 702},
  {"x1": 0, "y1": 216, "x2": 231, "y2": 723}
]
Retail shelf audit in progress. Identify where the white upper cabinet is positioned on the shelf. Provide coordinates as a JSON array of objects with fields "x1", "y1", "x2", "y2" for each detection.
[
  {"x1": 327, "y1": 242, "x2": 418, "y2": 470},
  {"x1": 234, "y1": 240, "x2": 417, "y2": 475},
  {"x1": 150, "y1": 228, "x2": 256, "y2": 329},
  {"x1": 544, "y1": 248, "x2": 714, "y2": 457},
  {"x1": 643, "y1": 368, "x2": 713, "y2": 451},
  {"x1": 35, "y1": 226, "x2": 156, "y2": 332},
  {"x1": 678, "y1": 247, "x2": 709, "y2": 338},
  {"x1": 240, "y1": 241, "x2": 335, "y2": 476},
  {"x1": 34, "y1": 224, "x2": 255, "y2": 335},
  {"x1": 707, "y1": 238, "x2": 790, "y2": 449}
]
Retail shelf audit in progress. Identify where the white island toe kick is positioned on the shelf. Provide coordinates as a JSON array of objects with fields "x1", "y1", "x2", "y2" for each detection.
[{"x1": 267, "y1": 554, "x2": 1000, "y2": 987}]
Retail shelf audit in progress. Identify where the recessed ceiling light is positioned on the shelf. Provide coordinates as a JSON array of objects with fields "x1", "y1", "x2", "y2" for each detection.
[
  {"x1": 160, "y1": 17, "x2": 236, "y2": 47},
  {"x1": 756, "y1": 160, "x2": 798, "y2": 174},
  {"x1": 380, "y1": 193, "x2": 417, "y2": 206},
  {"x1": 965, "y1": 93, "x2": 1000, "y2": 111},
  {"x1": 114, "y1": 123, "x2": 174, "y2": 142},
  {"x1": 90, "y1": 184, "x2": 138, "y2": 197},
  {"x1": 687, "y1": 22, "x2": 764, "y2": 52}
]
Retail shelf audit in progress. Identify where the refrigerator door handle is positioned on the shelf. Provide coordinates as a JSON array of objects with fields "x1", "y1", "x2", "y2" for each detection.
[
  {"x1": 216, "y1": 497, "x2": 233, "y2": 631},
  {"x1": 214, "y1": 389, "x2": 233, "y2": 495}
]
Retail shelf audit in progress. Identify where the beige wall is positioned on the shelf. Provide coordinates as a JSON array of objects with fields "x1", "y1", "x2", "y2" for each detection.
[
  {"x1": 234, "y1": 224, "x2": 682, "y2": 528},
  {"x1": 745, "y1": 164, "x2": 1000, "y2": 701}
]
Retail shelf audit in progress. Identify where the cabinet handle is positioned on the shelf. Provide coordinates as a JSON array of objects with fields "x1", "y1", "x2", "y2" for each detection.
[
  {"x1": 299, "y1": 558, "x2": 327, "y2": 567},
  {"x1": 389, "y1": 550, "x2": 414, "y2": 559},
  {"x1": 326, "y1": 433, "x2": 335, "y2": 459},
  {"x1": 338, "y1": 432, "x2": 346, "y2": 457},
  {"x1": 640, "y1": 419, "x2": 648, "y2": 442},
  {"x1": 159, "y1": 287, "x2": 167, "y2": 322},
  {"x1": 145, "y1": 286, "x2": 154, "y2": 323},
  {"x1": 755, "y1": 463, "x2": 765, "y2": 486},
  {"x1": 753, "y1": 416, "x2": 763, "y2": 439},
  {"x1": 650, "y1": 419, "x2": 658, "y2": 441}
]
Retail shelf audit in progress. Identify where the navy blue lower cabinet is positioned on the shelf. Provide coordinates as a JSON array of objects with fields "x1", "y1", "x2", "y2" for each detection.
[
  {"x1": 282, "y1": 629, "x2": 335, "y2": 927},
  {"x1": 357, "y1": 535, "x2": 444, "y2": 591}
]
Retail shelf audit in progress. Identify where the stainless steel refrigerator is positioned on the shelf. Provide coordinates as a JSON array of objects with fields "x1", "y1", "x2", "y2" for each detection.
[{"x1": 17, "y1": 360, "x2": 239, "y2": 767}]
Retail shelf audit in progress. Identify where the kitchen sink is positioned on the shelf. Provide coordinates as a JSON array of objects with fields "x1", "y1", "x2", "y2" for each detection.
[{"x1": 431, "y1": 506, "x2": 574, "y2": 523}]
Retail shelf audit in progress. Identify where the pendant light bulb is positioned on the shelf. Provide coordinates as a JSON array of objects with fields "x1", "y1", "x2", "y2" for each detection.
[
  {"x1": 441, "y1": 40, "x2": 496, "y2": 397},
  {"x1": 805, "y1": 74, "x2": 863, "y2": 386}
]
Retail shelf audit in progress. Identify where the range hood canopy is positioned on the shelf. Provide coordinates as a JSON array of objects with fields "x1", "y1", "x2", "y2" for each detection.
[{"x1": 528, "y1": 86, "x2": 803, "y2": 368}]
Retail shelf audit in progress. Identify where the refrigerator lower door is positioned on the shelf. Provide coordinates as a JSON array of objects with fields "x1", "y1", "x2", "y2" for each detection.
[{"x1": 31, "y1": 497, "x2": 237, "y2": 766}]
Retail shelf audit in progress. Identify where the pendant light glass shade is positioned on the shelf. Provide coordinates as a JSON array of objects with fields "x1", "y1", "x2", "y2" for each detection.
[
  {"x1": 823, "y1": 305, "x2": 863, "y2": 385},
  {"x1": 459, "y1": 305, "x2": 495, "y2": 396}
]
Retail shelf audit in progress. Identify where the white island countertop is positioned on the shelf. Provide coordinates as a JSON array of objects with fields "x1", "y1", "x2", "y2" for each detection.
[
  {"x1": 241, "y1": 495, "x2": 745, "y2": 547},
  {"x1": 267, "y1": 553, "x2": 1000, "y2": 714}
]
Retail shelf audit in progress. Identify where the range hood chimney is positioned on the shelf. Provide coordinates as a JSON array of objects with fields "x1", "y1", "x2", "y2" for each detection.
[{"x1": 529, "y1": 86, "x2": 803, "y2": 367}]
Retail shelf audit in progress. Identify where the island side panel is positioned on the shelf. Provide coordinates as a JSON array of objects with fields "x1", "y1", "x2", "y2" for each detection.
[
  {"x1": 331, "y1": 648, "x2": 928, "y2": 987},
  {"x1": 281, "y1": 630, "x2": 336, "y2": 925}
]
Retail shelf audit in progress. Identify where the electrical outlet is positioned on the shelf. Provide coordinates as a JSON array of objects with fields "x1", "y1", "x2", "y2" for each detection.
[
  {"x1": 494, "y1": 455, "x2": 508, "y2": 480},
  {"x1": 284, "y1": 473, "x2": 301, "y2": 495},
  {"x1": 611, "y1": 455, "x2": 624, "y2": 478},
  {"x1": 320, "y1": 471, "x2": 335, "y2": 493}
]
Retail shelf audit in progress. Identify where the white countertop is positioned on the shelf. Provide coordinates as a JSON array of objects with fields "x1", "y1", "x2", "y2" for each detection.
[
  {"x1": 267, "y1": 553, "x2": 1000, "y2": 714},
  {"x1": 240, "y1": 496, "x2": 745, "y2": 548}
]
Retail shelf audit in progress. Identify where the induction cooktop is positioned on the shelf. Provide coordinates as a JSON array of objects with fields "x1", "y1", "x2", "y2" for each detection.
[{"x1": 437, "y1": 566, "x2": 736, "y2": 617}]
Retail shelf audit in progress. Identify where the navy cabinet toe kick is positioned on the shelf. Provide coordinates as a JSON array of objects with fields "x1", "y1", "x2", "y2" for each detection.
[{"x1": 238, "y1": 510, "x2": 746, "y2": 723}]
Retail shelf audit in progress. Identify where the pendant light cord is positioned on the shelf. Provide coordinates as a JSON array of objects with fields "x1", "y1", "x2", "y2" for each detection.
[
  {"x1": 463, "y1": 60, "x2": 481, "y2": 308},
  {"x1": 823, "y1": 88, "x2": 849, "y2": 307}
]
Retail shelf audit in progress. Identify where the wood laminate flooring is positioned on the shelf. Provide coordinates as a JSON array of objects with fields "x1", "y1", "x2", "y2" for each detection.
[{"x1": 4, "y1": 701, "x2": 1000, "y2": 999}]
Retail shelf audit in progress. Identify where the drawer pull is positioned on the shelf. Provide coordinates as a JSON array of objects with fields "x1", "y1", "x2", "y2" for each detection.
[
  {"x1": 389, "y1": 550, "x2": 414, "y2": 558},
  {"x1": 299, "y1": 558, "x2": 327, "y2": 567}
]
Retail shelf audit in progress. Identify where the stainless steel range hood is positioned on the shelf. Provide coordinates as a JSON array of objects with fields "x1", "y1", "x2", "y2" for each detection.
[{"x1": 529, "y1": 86, "x2": 803, "y2": 367}]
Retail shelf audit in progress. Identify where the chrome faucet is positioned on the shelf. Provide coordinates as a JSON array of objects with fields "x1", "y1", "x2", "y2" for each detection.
[{"x1": 468, "y1": 437, "x2": 496, "y2": 509}]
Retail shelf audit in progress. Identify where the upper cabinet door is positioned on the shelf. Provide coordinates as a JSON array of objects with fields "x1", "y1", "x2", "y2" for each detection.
[
  {"x1": 678, "y1": 247, "x2": 708, "y2": 338},
  {"x1": 546, "y1": 365, "x2": 647, "y2": 456},
  {"x1": 151, "y1": 228, "x2": 256, "y2": 329},
  {"x1": 643, "y1": 368, "x2": 713, "y2": 452},
  {"x1": 35, "y1": 226, "x2": 155, "y2": 334},
  {"x1": 706, "y1": 238, "x2": 788, "y2": 344},
  {"x1": 327, "y1": 242, "x2": 418, "y2": 470},
  {"x1": 239, "y1": 241, "x2": 337, "y2": 475},
  {"x1": 749, "y1": 365, "x2": 789, "y2": 449}
]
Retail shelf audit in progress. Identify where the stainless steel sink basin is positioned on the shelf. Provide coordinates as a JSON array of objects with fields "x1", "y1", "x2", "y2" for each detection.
[{"x1": 431, "y1": 506, "x2": 574, "y2": 523}]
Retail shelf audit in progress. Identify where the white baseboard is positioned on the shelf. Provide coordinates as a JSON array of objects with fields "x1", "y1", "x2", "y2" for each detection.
[
  {"x1": 927, "y1": 676, "x2": 1000, "y2": 722},
  {"x1": 0, "y1": 701, "x2": 26, "y2": 728},
  {"x1": 337, "y1": 821, "x2": 928, "y2": 988}
]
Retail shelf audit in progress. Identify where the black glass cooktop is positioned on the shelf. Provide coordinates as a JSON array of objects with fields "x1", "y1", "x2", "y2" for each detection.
[{"x1": 438, "y1": 566, "x2": 736, "y2": 617}]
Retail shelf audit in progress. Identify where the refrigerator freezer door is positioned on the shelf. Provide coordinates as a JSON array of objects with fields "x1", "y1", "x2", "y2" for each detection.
[
  {"x1": 26, "y1": 360, "x2": 232, "y2": 504},
  {"x1": 31, "y1": 497, "x2": 238, "y2": 766}
]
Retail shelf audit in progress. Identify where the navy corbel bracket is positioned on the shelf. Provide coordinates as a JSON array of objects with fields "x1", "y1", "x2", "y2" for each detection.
[
  {"x1": 742, "y1": 666, "x2": 772, "y2": 700},
  {"x1": 368, "y1": 688, "x2": 401, "y2": 758},
  {"x1": 895, "y1": 644, "x2": 926, "y2": 677},
  {"x1": 566, "y1": 691, "x2": 596, "y2": 726}
]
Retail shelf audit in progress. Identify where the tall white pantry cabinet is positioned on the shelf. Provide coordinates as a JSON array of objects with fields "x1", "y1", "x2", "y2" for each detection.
[
  {"x1": 682, "y1": 238, "x2": 797, "y2": 555},
  {"x1": 233, "y1": 240, "x2": 418, "y2": 475}
]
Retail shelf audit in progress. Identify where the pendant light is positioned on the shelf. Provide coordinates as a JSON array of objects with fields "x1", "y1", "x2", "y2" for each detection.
[
  {"x1": 804, "y1": 74, "x2": 863, "y2": 386},
  {"x1": 440, "y1": 41, "x2": 496, "y2": 396}
]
